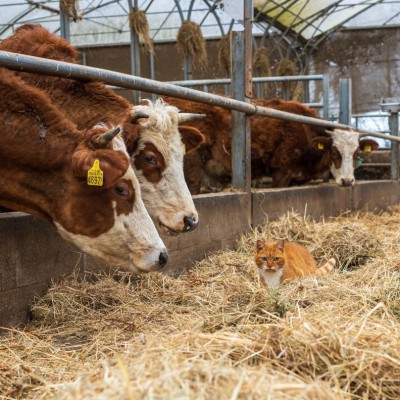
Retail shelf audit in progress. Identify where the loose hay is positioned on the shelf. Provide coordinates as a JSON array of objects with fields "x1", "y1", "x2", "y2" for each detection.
[
  {"x1": 253, "y1": 47, "x2": 272, "y2": 98},
  {"x1": 276, "y1": 58, "x2": 303, "y2": 101},
  {"x1": 1, "y1": 210, "x2": 400, "y2": 399},
  {"x1": 176, "y1": 20, "x2": 208, "y2": 69},
  {"x1": 129, "y1": 8, "x2": 154, "y2": 54},
  {"x1": 60, "y1": 0, "x2": 81, "y2": 22},
  {"x1": 218, "y1": 34, "x2": 231, "y2": 76}
]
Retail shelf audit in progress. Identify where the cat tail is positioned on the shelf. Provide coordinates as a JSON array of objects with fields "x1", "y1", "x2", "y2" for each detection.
[{"x1": 315, "y1": 258, "x2": 336, "y2": 276}]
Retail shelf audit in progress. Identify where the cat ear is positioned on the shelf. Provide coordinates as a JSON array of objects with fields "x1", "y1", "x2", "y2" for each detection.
[
  {"x1": 256, "y1": 240, "x2": 264, "y2": 252},
  {"x1": 276, "y1": 240, "x2": 285, "y2": 251}
]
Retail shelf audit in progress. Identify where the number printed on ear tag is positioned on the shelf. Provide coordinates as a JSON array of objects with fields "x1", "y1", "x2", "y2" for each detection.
[{"x1": 87, "y1": 159, "x2": 103, "y2": 186}]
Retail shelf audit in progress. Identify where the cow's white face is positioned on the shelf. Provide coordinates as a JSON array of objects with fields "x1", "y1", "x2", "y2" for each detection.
[
  {"x1": 329, "y1": 129, "x2": 360, "y2": 187},
  {"x1": 132, "y1": 100, "x2": 200, "y2": 236},
  {"x1": 56, "y1": 135, "x2": 167, "y2": 274}
]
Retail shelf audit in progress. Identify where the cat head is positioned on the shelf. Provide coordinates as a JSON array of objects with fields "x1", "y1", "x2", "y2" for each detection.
[{"x1": 255, "y1": 240, "x2": 286, "y2": 272}]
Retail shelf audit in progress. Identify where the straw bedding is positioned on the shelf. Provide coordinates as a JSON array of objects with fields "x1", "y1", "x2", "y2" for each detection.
[{"x1": 1, "y1": 209, "x2": 400, "y2": 399}]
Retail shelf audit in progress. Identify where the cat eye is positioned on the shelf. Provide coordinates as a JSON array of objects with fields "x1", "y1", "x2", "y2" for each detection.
[
  {"x1": 273, "y1": 257, "x2": 280, "y2": 262},
  {"x1": 262, "y1": 256, "x2": 268, "y2": 261}
]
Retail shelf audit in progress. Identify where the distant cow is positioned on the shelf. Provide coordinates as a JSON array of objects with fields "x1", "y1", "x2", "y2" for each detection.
[
  {"x1": 163, "y1": 96, "x2": 378, "y2": 193},
  {"x1": 0, "y1": 67, "x2": 166, "y2": 274},
  {"x1": 0, "y1": 24, "x2": 205, "y2": 235}
]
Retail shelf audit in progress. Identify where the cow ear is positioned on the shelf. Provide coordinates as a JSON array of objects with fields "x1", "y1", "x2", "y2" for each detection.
[
  {"x1": 359, "y1": 138, "x2": 379, "y2": 153},
  {"x1": 256, "y1": 240, "x2": 264, "y2": 252},
  {"x1": 72, "y1": 149, "x2": 129, "y2": 188},
  {"x1": 311, "y1": 136, "x2": 333, "y2": 151},
  {"x1": 179, "y1": 126, "x2": 205, "y2": 153},
  {"x1": 122, "y1": 122, "x2": 143, "y2": 156}
]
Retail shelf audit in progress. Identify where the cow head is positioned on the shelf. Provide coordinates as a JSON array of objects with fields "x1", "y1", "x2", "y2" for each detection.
[
  {"x1": 54, "y1": 125, "x2": 168, "y2": 273},
  {"x1": 312, "y1": 129, "x2": 378, "y2": 187},
  {"x1": 125, "y1": 99, "x2": 205, "y2": 236}
]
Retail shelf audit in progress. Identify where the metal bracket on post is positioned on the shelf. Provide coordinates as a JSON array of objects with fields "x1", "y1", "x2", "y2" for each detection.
[
  {"x1": 322, "y1": 74, "x2": 330, "y2": 120},
  {"x1": 129, "y1": 0, "x2": 141, "y2": 104},
  {"x1": 380, "y1": 97, "x2": 400, "y2": 180},
  {"x1": 339, "y1": 78, "x2": 351, "y2": 125}
]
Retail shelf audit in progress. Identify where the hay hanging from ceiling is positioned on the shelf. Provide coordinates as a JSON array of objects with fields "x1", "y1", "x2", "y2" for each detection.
[
  {"x1": 253, "y1": 46, "x2": 272, "y2": 98},
  {"x1": 60, "y1": 0, "x2": 81, "y2": 22},
  {"x1": 177, "y1": 20, "x2": 208, "y2": 69},
  {"x1": 218, "y1": 34, "x2": 231, "y2": 76},
  {"x1": 276, "y1": 58, "x2": 303, "y2": 101},
  {"x1": 129, "y1": 8, "x2": 154, "y2": 55}
]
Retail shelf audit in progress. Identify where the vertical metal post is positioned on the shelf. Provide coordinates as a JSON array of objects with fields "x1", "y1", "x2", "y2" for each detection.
[
  {"x1": 322, "y1": 73, "x2": 329, "y2": 120},
  {"x1": 59, "y1": 1, "x2": 70, "y2": 40},
  {"x1": 256, "y1": 82, "x2": 263, "y2": 99},
  {"x1": 231, "y1": 0, "x2": 252, "y2": 200},
  {"x1": 184, "y1": 55, "x2": 192, "y2": 80},
  {"x1": 339, "y1": 78, "x2": 352, "y2": 125},
  {"x1": 150, "y1": 52, "x2": 157, "y2": 100},
  {"x1": 128, "y1": 0, "x2": 141, "y2": 103},
  {"x1": 390, "y1": 112, "x2": 399, "y2": 180}
]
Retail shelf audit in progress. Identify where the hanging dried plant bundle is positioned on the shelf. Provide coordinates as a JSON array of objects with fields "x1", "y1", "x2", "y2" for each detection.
[
  {"x1": 253, "y1": 46, "x2": 272, "y2": 97},
  {"x1": 60, "y1": 0, "x2": 81, "y2": 22},
  {"x1": 129, "y1": 8, "x2": 154, "y2": 55},
  {"x1": 276, "y1": 58, "x2": 300, "y2": 100},
  {"x1": 177, "y1": 20, "x2": 208, "y2": 69},
  {"x1": 218, "y1": 34, "x2": 231, "y2": 76}
]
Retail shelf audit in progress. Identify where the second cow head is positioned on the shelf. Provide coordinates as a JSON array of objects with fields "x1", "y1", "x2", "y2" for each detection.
[{"x1": 123, "y1": 99, "x2": 205, "y2": 236}]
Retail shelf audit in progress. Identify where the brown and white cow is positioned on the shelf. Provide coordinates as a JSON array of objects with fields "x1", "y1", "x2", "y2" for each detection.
[
  {"x1": 0, "y1": 67, "x2": 167, "y2": 274},
  {"x1": 0, "y1": 24, "x2": 204, "y2": 235},
  {"x1": 163, "y1": 96, "x2": 378, "y2": 192}
]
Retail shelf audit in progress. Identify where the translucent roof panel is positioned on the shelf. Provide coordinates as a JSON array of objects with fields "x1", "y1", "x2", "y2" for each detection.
[{"x1": 254, "y1": 0, "x2": 400, "y2": 40}]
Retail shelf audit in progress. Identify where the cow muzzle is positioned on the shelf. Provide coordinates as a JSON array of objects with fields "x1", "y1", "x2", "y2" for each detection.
[{"x1": 338, "y1": 177, "x2": 355, "y2": 187}]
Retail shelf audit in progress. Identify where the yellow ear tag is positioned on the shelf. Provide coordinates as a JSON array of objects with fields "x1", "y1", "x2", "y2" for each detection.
[
  {"x1": 318, "y1": 143, "x2": 324, "y2": 150},
  {"x1": 364, "y1": 144, "x2": 372, "y2": 153},
  {"x1": 87, "y1": 159, "x2": 103, "y2": 186},
  {"x1": 182, "y1": 143, "x2": 186, "y2": 156}
]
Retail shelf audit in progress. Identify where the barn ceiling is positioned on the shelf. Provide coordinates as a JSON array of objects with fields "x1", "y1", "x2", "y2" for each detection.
[{"x1": 0, "y1": 0, "x2": 399, "y2": 47}]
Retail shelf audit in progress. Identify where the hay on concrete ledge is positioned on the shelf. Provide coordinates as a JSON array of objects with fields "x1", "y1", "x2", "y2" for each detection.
[
  {"x1": 176, "y1": 20, "x2": 208, "y2": 69},
  {"x1": 129, "y1": 8, "x2": 154, "y2": 54},
  {"x1": 1, "y1": 210, "x2": 400, "y2": 399}
]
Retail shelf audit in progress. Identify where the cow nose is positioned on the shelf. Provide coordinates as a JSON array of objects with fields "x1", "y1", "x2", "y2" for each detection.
[
  {"x1": 341, "y1": 178, "x2": 354, "y2": 187},
  {"x1": 158, "y1": 251, "x2": 168, "y2": 268},
  {"x1": 183, "y1": 216, "x2": 198, "y2": 232}
]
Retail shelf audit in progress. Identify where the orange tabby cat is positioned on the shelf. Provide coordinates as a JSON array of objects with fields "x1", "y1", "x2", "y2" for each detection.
[{"x1": 255, "y1": 240, "x2": 335, "y2": 288}]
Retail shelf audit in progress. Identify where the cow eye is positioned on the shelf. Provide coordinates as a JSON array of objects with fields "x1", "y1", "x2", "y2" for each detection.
[
  {"x1": 144, "y1": 154, "x2": 156, "y2": 164},
  {"x1": 115, "y1": 185, "x2": 129, "y2": 197}
]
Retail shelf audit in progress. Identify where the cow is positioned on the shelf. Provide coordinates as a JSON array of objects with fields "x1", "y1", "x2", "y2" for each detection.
[
  {"x1": 0, "y1": 67, "x2": 167, "y2": 274},
  {"x1": 162, "y1": 96, "x2": 378, "y2": 193},
  {"x1": 0, "y1": 24, "x2": 205, "y2": 236}
]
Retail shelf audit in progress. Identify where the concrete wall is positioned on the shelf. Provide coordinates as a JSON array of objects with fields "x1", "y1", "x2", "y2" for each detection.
[{"x1": 0, "y1": 193, "x2": 249, "y2": 328}]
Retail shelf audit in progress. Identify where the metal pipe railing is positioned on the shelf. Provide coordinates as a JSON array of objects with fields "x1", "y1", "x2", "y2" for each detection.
[{"x1": 0, "y1": 51, "x2": 399, "y2": 143}]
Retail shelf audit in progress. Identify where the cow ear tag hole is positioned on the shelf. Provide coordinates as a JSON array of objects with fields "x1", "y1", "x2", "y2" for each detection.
[{"x1": 87, "y1": 159, "x2": 104, "y2": 186}]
